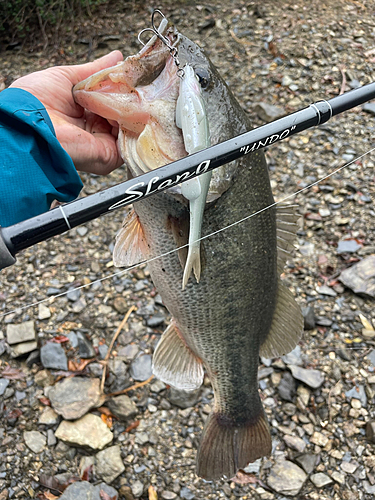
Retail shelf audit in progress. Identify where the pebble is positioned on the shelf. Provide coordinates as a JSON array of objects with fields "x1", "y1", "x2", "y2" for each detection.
[
  {"x1": 77, "y1": 226, "x2": 88, "y2": 236},
  {"x1": 310, "y1": 431, "x2": 329, "y2": 447},
  {"x1": 49, "y1": 377, "x2": 104, "y2": 419},
  {"x1": 38, "y1": 304, "x2": 51, "y2": 320},
  {"x1": 0, "y1": 379, "x2": 9, "y2": 396},
  {"x1": 363, "y1": 102, "x2": 375, "y2": 115},
  {"x1": 161, "y1": 492, "x2": 177, "y2": 500},
  {"x1": 77, "y1": 332, "x2": 96, "y2": 358},
  {"x1": 6, "y1": 320, "x2": 35, "y2": 344},
  {"x1": 67, "y1": 288, "x2": 81, "y2": 302},
  {"x1": 345, "y1": 385, "x2": 367, "y2": 407},
  {"x1": 131, "y1": 480, "x2": 144, "y2": 498},
  {"x1": 10, "y1": 340, "x2": 38, "y2": 358},
  {"x1": 113, "y1": 297, "x2": 128, "y2": 314},
  {"x1": 168, "y1": 387, "x2": 200, "y2": 409},
  {"x1": 289, "y1": 364, "x2": 325, "y2": 389},
  {"x1": 299, "y1": 242, "x2": 315, "y2": 256},
  {"x1": 40, "y1": 343, "x2": 68, "y2": 370},
  {"x1": 180, "y1": 486, "x2": 195, "y2": 499},
  {"x1": 107, "y1": 394, "x2": 138, "y2": 420},
  {"x1": 310, "y1": 473, "x2": 333, "y2": 488},
  {"x1": 341, "y1": 461, "x2": 358, "y2": 474},
  {"x1": 284, "y1": 435, "x2": 307, "y2": 453},
  {"x1": 253, "y1": 102, "x2": 285, "y2": 121},
  {"x1": 23, "y1": 430, "x2": 46, "y2": 453},
  {"x1": 147, "y1": 313, "x2": 165, "y2": 327},
  {"x1": 67, "y1": 331, "x2": 78, "y2": 348},
  {"x1": 278, "y1": 372, "x2": 296, "y2": 402},
  {"x1": 38, "y1": 407, "x2": 59, "y2": 425},
  {"x1": 47, "y1": 429, "x2": 57, "y2": 446},
  {"x1": 55, "y1": 414, "x2": 113, "y2": 450},
  {"x1": 282, "y1": 345, "x2": 303, "y2": 366},
  {"x1": 130, "y1": 354, "x2": 153, "y2": 381},
  {"x1": 363, "y1": 481, "x2": 375, "y2": 494},
  {"x1": 96, "y1": 445, "x2": 125, "y2": 483},
  {"x1": 118, "y1": 344, "x2": 139, "y2": 360},
  {"x1": 267, "y1": 460, "x2": 307, "y2": 496},
  {"x1": 34, "y1": 369, "x2": 54, "y2": 387},
  {"x1": 339, "y1": 255, "x2": 375, "y2": 297},
  {"x1": 58, "y1": 481, "x2": 118, "y2": 500},
  {"x1": 337, "y1": 239, "x2": 362, "y2": 254},
  {"x1": 302, "y1": 306, "x2": 315, "y2": 330},
  {"x1": 316, "y1": 285, "x2": 337, "y2": 297},
  {"x1": 331, "y1": 471, "x2": 346, "y2": 484},
  {"x1": 295, "y1": 453, "x2": 317, "y2": 474}
]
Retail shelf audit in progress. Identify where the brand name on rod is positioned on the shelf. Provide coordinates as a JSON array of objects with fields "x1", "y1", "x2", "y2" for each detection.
[
  {"x1": 239, "y1": 125, "x2": 297, "y2": 155},
  {"x1": 108, "y1": 160, "x2": 211, "y2": 210}
]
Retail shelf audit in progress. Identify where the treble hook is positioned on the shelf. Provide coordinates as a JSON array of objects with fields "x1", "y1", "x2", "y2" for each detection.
[{"x1": 138, "y1": 9, "x2": 184, "y2": 77}]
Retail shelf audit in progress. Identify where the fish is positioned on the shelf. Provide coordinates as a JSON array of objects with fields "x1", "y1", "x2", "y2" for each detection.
[{"x1": 73, "y1": 19, "x2": 303, "y2": 480}]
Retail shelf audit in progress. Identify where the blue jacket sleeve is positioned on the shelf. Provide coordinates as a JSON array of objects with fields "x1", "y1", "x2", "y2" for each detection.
[{"x1": 0, "y1": 88, "x2": 83, "y2": 227}]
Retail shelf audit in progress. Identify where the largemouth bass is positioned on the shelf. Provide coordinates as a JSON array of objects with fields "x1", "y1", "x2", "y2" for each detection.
[{"x1": 73, "y1": 20, "x2": 303, "y2": 480}]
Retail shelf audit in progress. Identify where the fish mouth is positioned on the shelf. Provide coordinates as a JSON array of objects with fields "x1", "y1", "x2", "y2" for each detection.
[{"x1": 73, "y1": 26, "x2": 187, "y2": 174}]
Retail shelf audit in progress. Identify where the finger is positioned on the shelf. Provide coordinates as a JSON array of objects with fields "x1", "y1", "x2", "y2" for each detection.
[
  {"x1": 68, "y1": 50, "x2": 124, "y2": 86},
  {"x1": 74, "y1": 131, "x2": 123, "y2": 175}
]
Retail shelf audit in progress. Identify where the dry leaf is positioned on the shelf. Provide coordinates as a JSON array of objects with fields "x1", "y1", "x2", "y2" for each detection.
[
  {"x1": 50, "y1": 335, "x2": 70, "y2": 343},
  {"x1": 99, "y1": 490, "x2": 116, "y2": 500},
  {"x1": 125, "y1": 420, "x2": 140, "y2": 433},
  {"x1": 81, "y1": 464, "x2": 93, "y2": 482},
  {"x1": 43, "y1": 492, "x2": 59, "y2": 500},
  {"x1": 148, "y1": 485, "x2": 158, "y2": 500},
  {"x1": 359, "y1": 313, "x2": 374, "y2": 331},
  {"x1": 1, "y1": 365, "x2": 26, "y2": 379},
  {"x1": 101, "y1": 413, "x2": 113, "y2": 428}
]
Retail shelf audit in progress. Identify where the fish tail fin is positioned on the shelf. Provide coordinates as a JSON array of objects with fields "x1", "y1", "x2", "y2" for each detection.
[
  {"x1": 196, "y1": 410, "x2": 272, "y2": 480},
  {"x1": 182, "y1": 246, "x2": 201, "y2": 290}
]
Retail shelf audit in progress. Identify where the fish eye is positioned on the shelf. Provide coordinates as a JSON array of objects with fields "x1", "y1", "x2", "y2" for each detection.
[{"x1": 195, "y1": 68, "x2": 210, "y2": 89}]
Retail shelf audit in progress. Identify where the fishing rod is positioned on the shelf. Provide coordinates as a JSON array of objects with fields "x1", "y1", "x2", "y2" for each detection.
[{"x1": 1, "y1": 81, "x2": 375, "y2": 270}]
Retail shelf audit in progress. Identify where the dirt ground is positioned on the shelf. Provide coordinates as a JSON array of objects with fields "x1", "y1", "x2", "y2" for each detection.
[{"x1": 1, "y1": 0, "x2": 375, "y2": 499}]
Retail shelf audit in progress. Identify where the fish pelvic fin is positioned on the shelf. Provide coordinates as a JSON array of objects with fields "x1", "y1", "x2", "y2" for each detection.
[
  {"x1": 259, "y1": 279, "x2": 303, "y2": 359},
  {"x1": 152, "y1": 320, "x2": 204, "y2": 391},
  {"x1": 113, "y1": 208, "x2": 149, "y2": 267},
  {"x1": 196, "y1": 410, "x2": 272, "y2": 480}
]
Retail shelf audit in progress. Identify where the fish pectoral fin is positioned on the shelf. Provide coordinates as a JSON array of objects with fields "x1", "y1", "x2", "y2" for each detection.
[
  {"x1": 276, "y1": 203, "x2": 300, "y2": 272},
  {"x1": 113, "y1": 208, "x2": 149, "y2": 267},
  {"x1": 196, "y1": 409, "x2": 272, "y2": 481},
  {"x1": 152, "y1": 320, "x2": 204, "y2": 391},
  {"x1": 259, "y1": 279, "x2": 303, "y2": 359}
]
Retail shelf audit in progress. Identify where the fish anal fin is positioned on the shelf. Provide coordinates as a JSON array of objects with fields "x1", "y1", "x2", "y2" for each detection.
[
  {"x1": 113, "y1": 208, "x2": 149, "y2": 267},
  {"x1": 152, "y1": 320, "x2": 204, "y2": 391},
  {"x1": 196, "y1": 410, "x2": 272, "y2": 480},
  {"x1": 260, "y1": 280, "x2": 303, "y2": 359}
]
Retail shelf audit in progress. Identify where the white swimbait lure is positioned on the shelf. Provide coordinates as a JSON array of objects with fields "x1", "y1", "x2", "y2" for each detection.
[{"x1": 175, "y1": 65, "x2": 211, "y2": 289}]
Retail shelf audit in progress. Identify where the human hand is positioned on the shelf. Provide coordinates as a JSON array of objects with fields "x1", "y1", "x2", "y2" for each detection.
[{"x1": 10, "y1": 51, "x2": 124, "y2": 175}]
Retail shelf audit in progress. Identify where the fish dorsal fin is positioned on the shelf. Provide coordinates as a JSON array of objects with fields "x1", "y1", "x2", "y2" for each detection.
[
  {"x1": 259, "y1": 204, "x2": 303, "y2": 358},
  {"x1": 260, "y1": 280, "x2": 303, "y2": 358},
  {"x1": 276, "y1": 204, "x2": 300, "y2": 273},
  {"x1": 113, "y1": 208, "x2": 149, "y2": 267},
  {"x1": 152, "y1": 320, "x2": 204, "y2": 391}
]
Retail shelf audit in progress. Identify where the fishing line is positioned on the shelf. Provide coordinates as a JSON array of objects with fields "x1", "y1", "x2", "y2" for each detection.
[{"x1": 1, "y1": 147, "x2": 374, "y2": 319}]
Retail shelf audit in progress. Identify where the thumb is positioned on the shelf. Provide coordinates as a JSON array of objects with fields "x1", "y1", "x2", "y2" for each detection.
[{"x1": 68, "y1": 51, "x2": 124, "y2": 85}]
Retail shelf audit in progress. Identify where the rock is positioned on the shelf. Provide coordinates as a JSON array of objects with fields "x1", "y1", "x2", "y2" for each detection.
[
  {"x1": 67, "y1": 288, "x2": 81, "y2": 302},
  {"x1": 363, "y1": 103, "x2": 375, "y2": 115},
  {"x1": 295, "y1": 453, "x2": 317, "y2": 474},
  {"x1": 253, "y1": 102, "x2": 285, "y2": 121},
  {"x1": 337, "y1": 239, "x2": 362, "y2": 254},
  {"x1": 366, "y1": 421, "x2": 375, "y2": 442},
  {"x1": 339, "y1": 256, "x2": 375, "y2": 297},
  {"x1": 55, "y1": 414, "x2": 113, "y2": 450},
  {"x1": 58, "y1": 481, "x2": 118, "y2": 500},
  {"x1": 40, "y1": 343, "x2": 68, "y2": 370},
  {"x1": 77, "y1": 332, "x2": 96, "y2": 358},
  {"x1": 23, "y1": 430, "x2": 46, "y2": 453},
  {"x1": 289, "y1": 365, "x2": 325, "y2": 389},
  {"x1": 310, "y1": 431, "x2": 329, "y2": 447},
  {"x1": 47, "y1": 429, "x2": 57, "y2": 446},
  {"x1": 0, "y1": 379, "x2": 9, "y2": 396},
  {"x1": 282, "y1": 345, "x2": 303, "y2": 366},
  {"x1": 278, "y1": 372, "x2": 296, "y2": 402},
  {"x1": 131, "y1": 480, "x2": 144, "y2": 498},
  {"x1": 331, "y1": 471, "x2": 345, "y2": 485},
  {"x1": 147, "y1": 314, "x2": 165, "y2": 327},
  {"x1": 316, "y1": 285, "x2": 337, "y2": 297},
  {"x1": 363, "y1": 481, "x2": 375, "y2": 494},
  {"x1": 345, "y1": 385, "x2": 367, "y2": 407},
  {"x1": 284, "y1": 435, "x2": 306, "y2": 453},
  {"x1": 117, "y1": 344, "x2": 139, "y2": 360},
  {"x1": 67, "y1": 332, "x2": 78, "y2": 348},
  {"x1": 113, "y1": 297, "x2": 128, "y2": 314},
  {"x1": 34, "y1": 369, "x2": 54, "y2": 387},
  {"x1": 107, "y1": 395, "x2": 138, "y2": 420},
  {"x1": 26, "y1": 349, "x2": 40, "y2": 367},
  {"x1": 6, "y1": 320, "x2": 35, "y2": 344},
  {"x1": 180, "y1": 486, "x2": 195, "y2": 499},
  {"x1": 94, "y1": 484, "x2": 119, "y2": 500},
  {"x1": 341, "y1": 461, "x2": 358, "y2": 474},
  {"x1": 10, "y1": 340, "x2": 38, "y2": 358},
  {"x1": 77, "y1": 226, "x2": 88, "y2": 236},
  {"x1": 130, "y1": 354, "x2": 153, "y2": 381},
  {"x1": 39, "y1": 407, "x2": 59, "y2": 425},
  {"x1": 299, "y1": 242, "x2": 315, "y2": 256},
  {"x1": 267, "y1": 460, "x2": 306, "y2": 496},
  {"x1": 38, "y1": 304, "x2": 51, "y2": 320},
  {"x1": 161, "y1": 492, "x2": 177, "y2": 500},
  {"x1": 168, "y1": 387, "x2": 199, "y2": 409},
  {"x1": 96, "y1": 445, "x2": 125, "y2": 483},
  {"x1": 310, "y1": 473, "x2": 333, "y2": 488},
  {"x1": 49, "y1": 377, "x2": 104, "y2": 420},
  {"x1": 302, "y1": 306, "x2": 315, "y2": 330}
]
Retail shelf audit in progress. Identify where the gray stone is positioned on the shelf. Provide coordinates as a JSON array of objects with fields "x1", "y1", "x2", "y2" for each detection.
[
  {"x1": 180, "y1": 487, "x2": 195, "y2": 500},
  {"x1": 77, "y1": 226, "x2": 88, "y2": 236},
  {"x1": 316, "y1": 285, "x2": 337, "y2": 297},
  {"x1": 310, "y1": 473, "x2": 333, "y2": 488},
  {"x1": 67, "y1": 288, "x2": 81, "y2": 301},
  {"x1": 40, "y1": 343, "x2": 68, "y2": 370},
  {"x1": 55, "y1": 414, "x2": 113, "y2": 450},
  {"x1": 282, "y1": 345, "x2": 303, "y2": 366},
  {"x1": 363, "y1": 481, "x2": 375, "y2": 494},
  {"x1": 0, "y1": 340, "x2": 5, "y2": 356},
  {"x1": 337, "y1": 239, "x2": 362, "y2": 254},
  {"x1": 147, "y1": 313, "x2": 165, "y2": 327},
  {"x1": 339, "y1": 255, "x2": 375, "y2": 297},
  {"x1": 58, "y1": 482, "x2": 94, "y2": 500},
  {"x1": 363, "y1": 103, "x2": 375, "y2": 115},
  {"x1": 118, "y1": 344, "x2": 139, "y2": 360},
  {"x1": 302, "y1": 306, "x2": 315, "y2": 330},
  {"x1": 10, "y1": 340, "x2": 38, "y2": 358},
  {"x1": 38, "y1": 304, "x2": 51, "y2": 320},
  {"x1": 278, "y1": 372, "x2": 296, "y2": 402},
  {"x1": 295, "y1": 453, "x2": 317, "y2": 474},
  {"x1": 0, "y1": 378, "x2": 9, "y2": 396},
  {"x1": 23, "y1": 430, "x2": 46, "y2": 453},
  {"x1": 6, "y1": 320, "x2": 35, "y2": 345},
  {"x1": 130, "y1": 354, "x2": 153, "y2": 381},
  {"x1": 93, "y1": 483, "x2": 118, "y2": 500},
  {"x1": 254, "y1": 102, "x2": 285, "y2": 121},
  {"x1": 168, "y1": 387, "x2": 199, "y2": 409},
  {"x1": 107, "y1": 395, "x2": 138, "y2": 420},
  {"x1": 131, "y1": 480, "x2": 144, "y2": 498},
  {"x1": 345, "y1": 385, "x2": 367, "y2": 407},
  {"x1": 284, "y1": 435, "x2": 306, "y2": 453},
  {"x1": 267, "y1": 460, "x2": 307, "y2": 496},
  {"x1": 161, "y1": 492, "x2": 177, "y2": 500},
  {"x1": 299, "y1": 242, "x2": 315, "y2": 256},
  {"x1": 289, "y1": 365, "x2": 325, "y2": 389},
  {"x1": 367, "y1": 349, "x2": 375, "y2": 366},
  {"x1": 47, "y1": 429, "x2": 57, "y2": 446},
  {"x1": 49, "y1": 377, "x2": 104, "y2": 420},
  {"x1": 38, "y1": 407, "x2": 59, "y2": 425},
  {"x1": 77, "y1": 332, "x2": 96, "y2": 358},
  {"x1": 67, "y1": 332, "x2": 78, "y2": 348},
  {"x1": 96, "y1": 445, "x2": 125, "y2": 483}
]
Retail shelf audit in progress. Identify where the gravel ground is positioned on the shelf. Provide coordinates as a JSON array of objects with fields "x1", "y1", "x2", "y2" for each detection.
[{"x1": 1, "y1": 1, "x2": 375, "y2": 499}]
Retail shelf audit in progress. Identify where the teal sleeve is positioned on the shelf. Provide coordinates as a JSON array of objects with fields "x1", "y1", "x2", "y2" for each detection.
[{"x1": 0, "y1": 88, "x2": 83, "y2": 227}]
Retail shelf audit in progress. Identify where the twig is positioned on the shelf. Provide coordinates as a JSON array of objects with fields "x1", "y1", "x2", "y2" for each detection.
[
  {"x1": 100, "y1": 306, "x2": 136, "y2": 393},
  {"x1": 339, "y1": 67, "x2": 347, "y2": 95},
  {"x1": 105, "y1": 374, "x2": 154, "y2": 398}
]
